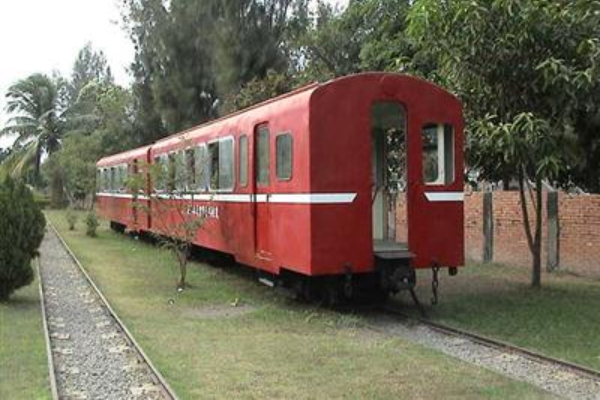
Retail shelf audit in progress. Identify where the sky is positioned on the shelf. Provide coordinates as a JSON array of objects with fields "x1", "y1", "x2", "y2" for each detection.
[
  {"x1": 0, "y1": 0, "x2": 348, "y2": 149},
  {"x1": 0, "y1": 0, "x2": 133, "y2": 148}
]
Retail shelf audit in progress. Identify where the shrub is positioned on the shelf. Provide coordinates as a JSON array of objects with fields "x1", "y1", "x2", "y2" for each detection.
[
  {"x1": 32, "y1": 191, "x2": 50, "y2": 210},
  {"x1": 0, "y1": 178, "x2": 46, "y2": 301},
  {"x1": 66, "y1": 208, "x2": 77, "y2": 230},
  {"x1": 85, "y1": 211, "x2": 99, "y2": 237}
]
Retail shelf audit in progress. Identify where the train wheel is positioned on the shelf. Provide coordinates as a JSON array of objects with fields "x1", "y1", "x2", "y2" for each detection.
[
  {"x1": 322, "y1": 284, "x2": 341, "y2": 307},
  {"x1": 110, "y1": 221, "x2": 125, "y2": 233},
  {"x1": 292, "y1": 279, "x2": 312, "y2": 302}
]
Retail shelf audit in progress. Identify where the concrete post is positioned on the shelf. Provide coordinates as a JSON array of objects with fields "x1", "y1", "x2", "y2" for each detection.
[
  {"x1": 483, "y1": 191, "x2": 494, "y2": 263},
  {"x1": 547, "y1": 191, "x2": 560, "y2": 271}
]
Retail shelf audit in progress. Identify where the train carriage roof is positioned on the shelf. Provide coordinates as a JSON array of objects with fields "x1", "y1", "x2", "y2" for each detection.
[
  {"x1": 97, "y1": 145, "x2": 152, "y2": 168},
  {"x1": 97, "y1": 73, "x2": 459, "y2": 167}
]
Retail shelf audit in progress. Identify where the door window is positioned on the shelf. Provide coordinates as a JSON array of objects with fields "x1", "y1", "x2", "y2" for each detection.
[
  {"x1": 422, "y1": 123, "x2": 455, "y2": 185},
  {"x1": 256, "y1": 125, "x2": 270, "y2": 186}
]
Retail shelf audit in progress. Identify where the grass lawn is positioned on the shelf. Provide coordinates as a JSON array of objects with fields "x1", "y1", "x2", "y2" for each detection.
[
  {"x1": 402, "y1": 261, "x2": 600, "y2": 371},
  {"x1": 0, "y1": 270, "x2": 51, "y2": 400},
  {"x1": 45, "y1": 210, "x2": 551, "y2": 399}
]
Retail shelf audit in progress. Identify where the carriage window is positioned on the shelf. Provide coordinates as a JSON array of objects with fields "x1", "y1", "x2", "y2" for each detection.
[
  {"x1": 423, "y1": 123, "x2": 455, "y2": 185},
  {"x1": 239, "y1": 135, "x2": 248, "y2": 187},
  {"x1": 168, "y1": 153, "x2": 177, "y2": 192},
  {"x1": 276, "y1": 133, "x2": 293, "y2": 181},
  {"x1": 124, "y1": 164, "x2": 129, "y2": 190},
  {"x1": 110, "y1": 167, "x2": 116, "y2": 192},
  {"x1": 154, "y1": 156, "x2": 166, "y2": 192},
  {"x1": 96, "y1": 169, "x2": 101, "y2": 192},
  {"x1": 114, "y1": 167, "x2": 120, "y2": 192},
  {"x1": 208, "y1": 142, "x2": 219, "y2": 190},
  {"x1": 118, "y1": 166, "x2": 124, "y2": 191},
  {"x1": 186, "y1": 148, "x2": 196, "y2": 190},
  {"x1": 195, "y1": 145, "x2": 208, "y2": 192},
  {"x1": 118, "y1": 166, "x2": 123, "y2": 191},
  {"x1": 131, "y1": 160, "x2": 140, "y2": 193},
  {"x1": 123, "y1": 164, "x2": 129, "y2": 192},
  {"x1": 219, "y1": 137, "x2": 234, "y2": 191},
  {"x1": 256, "y1": 125, "x2": 270, "y2": 186},
  {"x1": 175, "y1": 151, "x2": 186, "y2": 192},
  {"x1": 121, "y1": 166, "x2": 126, "y2": 191}
]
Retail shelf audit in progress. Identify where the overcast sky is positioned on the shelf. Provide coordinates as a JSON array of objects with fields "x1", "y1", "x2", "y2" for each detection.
[{"x1": 0, "y1": 0, "x2": 348, "y2": 149}]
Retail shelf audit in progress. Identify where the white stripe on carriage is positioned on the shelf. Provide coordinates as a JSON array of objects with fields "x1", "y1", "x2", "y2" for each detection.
[
  {"x1": 96, "y1": 193, "x2": 142, "y2": 199},
  {"x1": 269, "y1": 193, "x2": 357, "y2": 204},
  {"x1": 424, "y1": 192, "x2": 464, "y2": 202},
  {"x1": 96, "y1": 192, "x2": 357, "y2": 204}
]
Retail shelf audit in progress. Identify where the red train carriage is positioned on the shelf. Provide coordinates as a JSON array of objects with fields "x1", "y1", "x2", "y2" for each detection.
[{"x1": 96, "y1": 72, "x2": 464, "y2": 301}]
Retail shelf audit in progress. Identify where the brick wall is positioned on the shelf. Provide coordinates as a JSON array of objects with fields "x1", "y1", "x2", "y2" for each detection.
[
  {"x1": 557, "y1": 193, "x2": 600, "y2": 276},
  {"x1": 464, "y1": 192, "x2": 484, "y2": 262},
  {"x1": 396, "y1": 191, "x2": 600, "y2": 278}
]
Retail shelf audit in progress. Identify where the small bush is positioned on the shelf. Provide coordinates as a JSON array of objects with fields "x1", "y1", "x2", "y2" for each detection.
[
  {"x1": 0, "y1": 178, "x2": 46, "y2": 301},
  {"x1": 66, "y1": 209, "x2": 77, "y2": 231},
  {"x1": 85, "y1": 211, "x2": 99, "y2": 237}
]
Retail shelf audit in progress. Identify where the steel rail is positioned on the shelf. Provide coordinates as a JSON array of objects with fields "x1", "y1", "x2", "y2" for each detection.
[
  {"x1": 47, "y1": 222, "x2": 179, "y2": 400},
  {"x1": 37, "y1": 258, "x2": 60, "y2": 400},
  {"x1": 380, "y1": 305, "x2": 600, "y2": 381}
]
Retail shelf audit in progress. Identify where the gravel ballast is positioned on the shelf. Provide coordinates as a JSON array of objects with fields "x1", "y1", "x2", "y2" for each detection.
[
  {"x1": 39, "y1": 228, "x2": 170, "y2": 400},
  {"x1": 371, "y1": 314, "x2": 600, "y2": 400}
]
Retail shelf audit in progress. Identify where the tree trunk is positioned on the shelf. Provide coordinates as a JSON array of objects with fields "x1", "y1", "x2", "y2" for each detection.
[
  {"x1": 177, "y1": 249, "x2": 187, "y2": 289},
  {"x1": 518, "y1": 173, "x2": 543, "y2": 288},
  {"x1": 178, "y1": 262, "x2": 187, "y2": 289},
  {"x1": 34, "y1": 143, "x2": 43, "y2": 184},
  {"x1": 531, "y1": 177, "x2": 543, "y2": 288}
]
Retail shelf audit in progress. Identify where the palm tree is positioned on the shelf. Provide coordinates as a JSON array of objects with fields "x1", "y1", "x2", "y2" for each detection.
[{"x1": 1, "y1": 74, "x2": 63, "y2": 181}]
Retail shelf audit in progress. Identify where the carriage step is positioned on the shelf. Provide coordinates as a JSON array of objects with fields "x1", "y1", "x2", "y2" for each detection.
[
  {"x1": 374, "y1": 250, "x2": 414, "y2": 260},
  {"x1": 258, "y1": 277, "x2": 275, "y2": 287}
]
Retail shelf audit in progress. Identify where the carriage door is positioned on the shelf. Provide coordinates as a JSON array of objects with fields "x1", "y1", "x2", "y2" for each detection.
[
  {"x1": 371, "y1": 102, "x2": 407, "y2": 249},
  {"x1": 407, "y1": 122, "x2": 463, "y2": 268},
  {"x1": 254, "y1": 124, "x2": 272, "y2": 259}
]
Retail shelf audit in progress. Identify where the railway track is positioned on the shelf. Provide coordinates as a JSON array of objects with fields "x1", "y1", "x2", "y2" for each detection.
[
  {"x1": 37, "y1": 220, "x2": 599, "y2": 399},
  {"x1": 39, "y1": 223, "x2": 178, "y2": 400},
  {"x1": 383, "y1": 305, "x2": 600, "y2": 381},
  {"x1": 374, "y1": 304, "x2": 600, "y2": 399}
]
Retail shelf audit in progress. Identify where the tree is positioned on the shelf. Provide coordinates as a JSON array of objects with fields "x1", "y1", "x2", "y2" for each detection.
[
  {"x1": 68, "y1": 42, "x2": 114, "y2": 105},
  {"x1": 409, "y1": 0, "x2": 600, "y2": 287},
  {"x1": 212, "y1": 0, "x2": 296, "y2": 102},
  {"x1": 41, "y1": 43, "x2": 136, "y2": 206},
  {"x1": 1, "y1": 74, "x2": 63, "y2": 182},
  {"x1": 293, "y1": 0, "x2": 417, "y2": 81},
  {"x1": 128, "y1": 155, "x2": 206, "y2": 289},
  {"x1": 42, "y1": 80, "x2": 134, "y2": 208},
  {"x1": 0, "y1": 177, "x2": 46, "y2": 301},
  {"x1": 44, "y1": 134, "x2": 102, "y2": 208},
  {"x1": 220, "y1": 69, "x2": 294, "y2": 113},
  {"x1": 122, "y1": 0, "x2": 217, "y2": 136},
  {"x1": 0, "y1": 148, "x2": 11, "y2": 164},
  {"x1": 122, "y1": 0, "x2": 307, "y2": 137}
]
